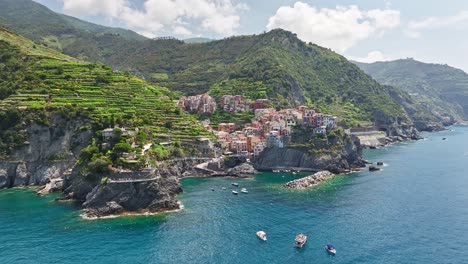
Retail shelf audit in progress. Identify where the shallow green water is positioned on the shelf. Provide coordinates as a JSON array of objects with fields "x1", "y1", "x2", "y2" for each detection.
[{"x1": 1, "y1": 127, "x2": 468, "y2": 263}]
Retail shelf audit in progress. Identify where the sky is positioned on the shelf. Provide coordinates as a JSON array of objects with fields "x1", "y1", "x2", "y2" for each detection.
[{"x1": 33, "y1": 0, "x2": 468, "y2": 72}]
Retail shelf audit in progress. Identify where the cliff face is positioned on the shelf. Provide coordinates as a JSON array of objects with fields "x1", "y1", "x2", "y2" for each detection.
[
  {"x1": 0, "y1": 116, "x2": 92, "y2": 188},
  {"x1": 253, "y1": 131, "x2": 364, "y2": 173},
  {"x1": 81, "y1": 176, "x2": 182, "y2": 218},
  {"x1": 61, "y1": 158, "x2": 213, "y2": 218}
]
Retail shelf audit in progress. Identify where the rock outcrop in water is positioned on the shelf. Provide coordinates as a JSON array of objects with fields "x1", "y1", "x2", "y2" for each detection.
[
  {"x1": 227, "y1": 163, "x2": 258, "y2": 177},
  {"x1": 81, "y1": 176, "x2": 182, "y2": 218},
  {"x1": 284, "y1": 171, "x2": 334, "y2": 189}
]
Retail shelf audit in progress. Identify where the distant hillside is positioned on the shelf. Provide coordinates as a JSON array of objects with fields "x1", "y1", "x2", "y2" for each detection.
[
  {"x1": 0, "y1": 27, "x2": 209, "y2": 159},
  {"x1": 183, "y1": 38, "x2": 215, "y2": 43},
  {"x1": 0, "y1": 0, "x2": 146, "y2": 62},
  {"x1": 355, "y1": 59, "x2": 468, "y2": 126}
]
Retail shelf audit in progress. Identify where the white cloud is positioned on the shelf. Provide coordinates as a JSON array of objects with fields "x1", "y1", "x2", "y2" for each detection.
[
  {"x1": 62, "y1": 0, "x2": 126, "y2": 17},
  {"x1": 266, "y1": 2, "x2": 400, "y2": 52},
  {"x1": 349, "y1": 51, "x2": 390, "y2": 63},
  {"x1": 58, "y1": 0, "x2": 247, "y2": 37},
  {"x1": 173, "y1": 26, "x2": 192, "y2": 36},
  {"x1": 406, "y1": 10, "x2": 468, "y2": 39}
]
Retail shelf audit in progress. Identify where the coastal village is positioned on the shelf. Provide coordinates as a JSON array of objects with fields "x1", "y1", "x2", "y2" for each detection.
[{"x1": 177, "y1": 93, "x2": 337, "y2": 158}]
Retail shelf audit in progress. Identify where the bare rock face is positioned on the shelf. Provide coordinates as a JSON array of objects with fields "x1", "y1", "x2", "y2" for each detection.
[
  {"x1": 0, "y1": 116, "x2": 92, "y2": 189},
  {"x1": 254, "y1": 142, "x2": 362, "y2": 174},
  {"x1": 227, "y1": 163, "x2": 258, "y2": 177},
  {"x1": 81, "y1": 176, "x2": 182, "y2": 218},
  {"x1": 284, "y1": 171, "x2": 334, "y2": 189}
]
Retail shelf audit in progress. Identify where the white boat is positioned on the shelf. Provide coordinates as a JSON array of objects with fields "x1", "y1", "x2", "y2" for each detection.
[
  {"x1": 232, "y1": 190, "x2": 239, "y2": 195},
  {"x1": 240, "y1": 188, "x2": 248, "y2": 194},
  {"x1": 272, "y1": 170, "x2": 280, "y2": 173},
  {"x1": 325, "y1": 244, "x2": 336, "y2": 255},
  {"x1": 256, "y1": 231, "x2": 267, "y2": 241},
  {"x1": 222, "y1": 187, "x2": 226, "y2": 190},
  {"x1": 232, "y1": 183, "x2": 239, "y2": 186},
  {"x1": 294, "y1": 234, "x2": 307, "y2": 248}
]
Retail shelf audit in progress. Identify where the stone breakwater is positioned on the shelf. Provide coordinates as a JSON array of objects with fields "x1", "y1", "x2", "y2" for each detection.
[{"x1": 284, "y1": 171, "x2": 334, "y2": 189}]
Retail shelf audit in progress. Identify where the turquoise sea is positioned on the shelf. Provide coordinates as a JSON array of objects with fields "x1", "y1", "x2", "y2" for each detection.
[{"x1": 1, "y1": 127, "x2": 468, "y2": 263}]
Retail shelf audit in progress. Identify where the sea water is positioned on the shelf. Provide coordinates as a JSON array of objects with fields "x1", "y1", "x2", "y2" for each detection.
[{"x1": 1, "y1": 127, "x2": 468, "y2": 263}]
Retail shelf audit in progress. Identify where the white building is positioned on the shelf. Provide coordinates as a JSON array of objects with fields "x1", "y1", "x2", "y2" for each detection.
[
  {"x1": 253, "y1": 142, "x2": 266, "y2": 157},
  {"x1": 266, "y1": 131, "x2": 284, "y2": 148}
]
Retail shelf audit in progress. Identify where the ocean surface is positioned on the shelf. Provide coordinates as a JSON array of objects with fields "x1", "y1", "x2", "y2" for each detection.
[{"x1": 1, "y1": 127, "x2": 468, "y2": 264}]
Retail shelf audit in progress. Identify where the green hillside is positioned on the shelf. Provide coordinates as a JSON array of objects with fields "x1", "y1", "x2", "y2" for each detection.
[
  {"x1": 0, "y1": 0, "x2": 423, "y2": 128},
  {"x1": 355, "y1": 59, "x2": 468, "y2": 124},
  {"x1": 0, "y1": 0, "x2": 146, "y2": 62},
  {"x1": 105, "y1": 29, "x2": 412, "y2": 126},
  {"x1": 0, "y1": 28, "x2": 210, "y2": 159}
]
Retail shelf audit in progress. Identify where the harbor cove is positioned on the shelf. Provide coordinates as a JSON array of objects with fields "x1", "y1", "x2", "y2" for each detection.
[{"x1": 1, "y1": 127, "x2": 468, "y2": 263}]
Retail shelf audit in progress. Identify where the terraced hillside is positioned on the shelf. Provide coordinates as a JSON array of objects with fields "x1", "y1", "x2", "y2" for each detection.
[{"x1": 0, "y1": 28, "x2": 210, "y2": 157}]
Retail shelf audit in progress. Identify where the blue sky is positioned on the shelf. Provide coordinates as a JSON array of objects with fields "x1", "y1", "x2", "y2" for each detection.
[{"x1": 34, "y1": 0, "x2": 468, "y2": 71}]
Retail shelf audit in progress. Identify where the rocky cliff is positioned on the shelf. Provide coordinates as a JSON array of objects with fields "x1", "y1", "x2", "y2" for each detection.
[
  {"x1": 61, "y1": 158, "x2": 217, "y2": 218},
  {"x1": 0, "y1": 116, "x2": 92, "y2": 188},
  {"x1": 81, "y1": 176, "x2": 182, "y2": 218},
  {"x1": 253, "y1": 129, "x2": 364, "y2": 173}
]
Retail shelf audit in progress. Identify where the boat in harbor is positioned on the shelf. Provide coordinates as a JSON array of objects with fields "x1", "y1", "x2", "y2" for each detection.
[
  {"x1": 294, "y1": 234, "x2": 307, "y2": 248},
  {"x1": 232, "y1": 190, "x2": 239, "y2": 195},
  {"x1": 272, "y1": 170, "x2": 280, "y2": 173},
  {"x1": 256, "y1": 231, "x2": 267, "y2": 241},
  {"x1": 240, "y1": 188, "x2": 248, "y2": 194},
  {"x1": 325, "y1": 244, "x2": 336, "y2": 255},
  {"x1": 232, "y1": 183, "x2": 239, "y2": 186}
]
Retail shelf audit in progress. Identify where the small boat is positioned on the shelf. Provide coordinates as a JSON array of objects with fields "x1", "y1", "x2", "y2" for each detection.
[
  {"x1": 222, "y1": 187, "x2": 226, "y2": 190},
  {"x1": 325, "y1": 244, "x2": 336, "y2": 255},
  {"x1": 240, "y1": 188, "x2": 248, "y2": 194},
  {"x1": 232, "y1": 183, "x2": 239, "y2": 186},
  {"x1": 294, "y1": 234, "x2": 307, "y2": 248},
  {"x1": 211, "y1": 188, "x2": 215, "y2": 191},
  {"x1": 272, "y1": 170, "x2": 280, "y2": 173},
  {"x1": 442, "y1": 138, "x2": 447, "y2": 140},
  {"x1": 256, "y1": 231, "x2": 267, "y2": 241},
  {"x1": 292, "y1": 172, "x2": 297, "y2": 175},
  {"x1": 232, "y1": 190, "x2": 239, "y2": 195}
]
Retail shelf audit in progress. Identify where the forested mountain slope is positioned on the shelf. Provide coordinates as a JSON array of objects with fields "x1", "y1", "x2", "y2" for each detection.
[{"x1": 355, "y1": 59, "x2": 468, "y2": 125}]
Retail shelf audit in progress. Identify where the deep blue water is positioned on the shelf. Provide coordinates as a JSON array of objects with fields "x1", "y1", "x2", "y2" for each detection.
[{"x1": 1, "y1": 127, "x2": 468, "y2": 263}]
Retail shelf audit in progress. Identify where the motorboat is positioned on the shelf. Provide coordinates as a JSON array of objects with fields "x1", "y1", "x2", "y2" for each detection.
[
  {"x1": 256, "y1": 231, "x2": 267, "y2": 241},
  {"x1": 232, "y1": 183, "x2": 239, "y2": 186},
  {"x1": 232, "y1": 190, "x2": 239, "y2": 195},
  {"x1": 325, "y1": 244, "x2": 336, "y2": 255},
  {"x1": 222, "y1": 187, "x2": 226, "y2": 190},
  {"x1": 294, "y1": 234, "x2": 307, "y2": 248},
  {"x1": 240, "y1": 188, "x2": 248, "y2": 194},
  {"x1": 211, "y1": 188, "x2": 215, "y2": 191},
  {"x1": 272, "y1": 170, "x2": 280, "y2": 173}
]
